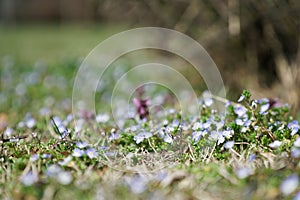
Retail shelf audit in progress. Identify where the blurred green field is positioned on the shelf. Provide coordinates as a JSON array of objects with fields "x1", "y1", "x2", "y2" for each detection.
[{"x1": 0, "y1": 24, "x2": 127, "y2": 64}]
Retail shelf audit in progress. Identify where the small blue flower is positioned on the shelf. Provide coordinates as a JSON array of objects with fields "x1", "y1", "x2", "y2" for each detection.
[
  {"x1": 45, "y1": 164, "x2": 62, "y2": 177},
  {"x1": 163, "y1": 134, "x2": 173, "y2": 144},
  {"x1": 192, "y1": 122, "x2": 201, "y2": 131},
  {"x1": 235, "y1": 118, "x2": 244, "y2": 126},
  {"x1": 126, "y1": 176, "x2": 148, "y2": 194},
  {"x1": 134, "y1": 132, "x2": 152, "y2": 144},
  {"x1": 56, "y1": 171, "x2": 73, "y2": 185},
  {"x1": 202, "y1": 121, "x2": 211, "y2": 129},
  {"x1": 209, "y1": 131, "x2": 225, "y2": 144},
  {"x1": 236, "y1": 167, "x2": 253, "y2": 179},
  {"x1": 288, "y1": 120, "x2": 300, "y2": 136},
  {"x1": 294, "y1": 191, "x2": 300, "y2": 200},
  {"x1": 76, "y1": 141, "x2": 89, "y2": 149},
  {"x1": 222, "y1": 129, "x2": 234, "y2": 139},
  {"x1": 215, "y1": 120, "x2": 225, "y2": 130},
  {"x1": 204, "y1": 97, "x2": 213, "y2": 107},
  {"x1": 294, "y1": 138, "x2": 300, "y2": 147},
  {"x1": 30, "y1": 154, "x2": 39, "y2": 162},
  {"x1": 237, "y1": 94, "x2": 245, "y2": 102},
  {"x1": 269, "y1": 140, "x2": 282, "y2": 149},
  {"x1": 45, "y1": 164, "x2": 72, "y2": 185},
  {"x1": 4, "y1": 127, "x2": 13, "y2": 137},
  {"x1": 224, "y1": 141, "x2": 234, "y2": 149},
  {"x1": 260, "y1": 104, "x2": 270, "y2": 115},
  {"x1": 20, "y1": 171, "x2": 38, "y2": 186},
  {"x1": 58, "y1": 155, "x2": 72, "y2": 166},
  {"x1": 85, "y1": 148, "x2": 98, "y2": 159},
  {"x1": 72, "y1": 148, "x2": 85, "y2": 157},
  {"x1": 225, "y1": 101, "x2": 231, "y2": 107},
  {"x1": 280, "y1": 174, "x2": 299, "y2": 196},
  {"x1": 192, "y1": 131, "x2": 205, "y2": 142},
  {"x1": 109, "y1": 132, "x2": 121, "y2": 141},
  {"x1": 248, "y1": 154, "x2": 256, "y2": 162},
  {"x1": 41, "y1": 153, "x2": 52, "y2": 159},
  {"x1": 291, "y1": 147, "x2": 300, "y2": 158},
  {"x1": 25, "y1": 117, "x2": 36, "y2": 129},
  {"x1": 234, "y1": 106, "x2": 247, "y2": 118}
]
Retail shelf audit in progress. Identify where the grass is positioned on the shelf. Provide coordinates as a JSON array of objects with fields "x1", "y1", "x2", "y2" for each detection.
[
  {"x1": 0, "y1": 23, "x2": 128, "y2": 64},
  {"x1": 0, "y1": 25, "x2": 300, "y2": 200}
]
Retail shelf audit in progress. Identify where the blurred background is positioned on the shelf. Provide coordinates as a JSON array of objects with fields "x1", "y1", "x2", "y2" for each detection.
[{"x1": 0, "y1": 0, "x2": 299, "y2": 116}]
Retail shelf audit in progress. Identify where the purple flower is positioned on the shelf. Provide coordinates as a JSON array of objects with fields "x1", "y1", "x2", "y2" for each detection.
[
  {"x1": 133, "y1": 97, "x2": 150, "y2": 119},
  {"x1": 280, "y1": 174, "x2": 299, "y2": 196},
  {"x1": 77, "y1": 110, "x2": 94, "y2": 120}
]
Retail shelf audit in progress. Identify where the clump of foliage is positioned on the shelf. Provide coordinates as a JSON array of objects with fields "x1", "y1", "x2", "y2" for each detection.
[{"x1": 1, "y1": 57, "x2": 300, "y2": 199}]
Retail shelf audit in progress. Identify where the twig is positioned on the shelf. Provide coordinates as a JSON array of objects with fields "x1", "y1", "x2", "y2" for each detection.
[
  {"x1": 206, "y1": 143, "x2": 216, "y2": 164},
  {"x1": 1, "y1": 135, "x2": 28, "y2": 143}
]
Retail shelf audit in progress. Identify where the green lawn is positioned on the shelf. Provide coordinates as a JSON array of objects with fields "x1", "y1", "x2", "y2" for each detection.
[{"x1": 0, "y1": 24, "x2": 127, "y2": 64}]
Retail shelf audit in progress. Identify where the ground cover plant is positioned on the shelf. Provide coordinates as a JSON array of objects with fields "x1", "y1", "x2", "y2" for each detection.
[{"x1": 1, "y1": 56, "x2": 300, "y2": 200}]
